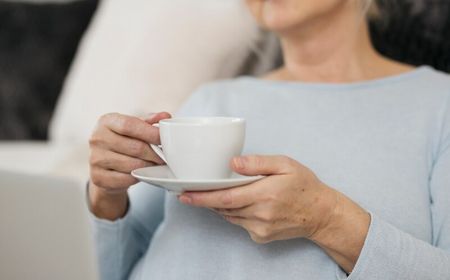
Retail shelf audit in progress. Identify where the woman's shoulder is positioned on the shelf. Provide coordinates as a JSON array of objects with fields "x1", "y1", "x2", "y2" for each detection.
[
  {"x1": 419, "y1": 66, "x2": 450, "y2": 87},
  {"x1": 415, "y1": 66, "x2": 450, "y2": 96},
  {"x1": 419, "y1": 67, "x2": 450, "y2": 145},
  {"x1": 415, "y1": 67, "x2": 450, "y2": 113}
]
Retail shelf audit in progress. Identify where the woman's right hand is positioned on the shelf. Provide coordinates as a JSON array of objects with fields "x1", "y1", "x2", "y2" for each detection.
[{"x1": 88, "y1": 112, "x2": 171, "y2": 220}]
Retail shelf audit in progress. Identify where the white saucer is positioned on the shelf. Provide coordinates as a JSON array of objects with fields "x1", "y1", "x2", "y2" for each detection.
[{"x1": 132, "y1": 165, "x2": 264, "y2": 193}]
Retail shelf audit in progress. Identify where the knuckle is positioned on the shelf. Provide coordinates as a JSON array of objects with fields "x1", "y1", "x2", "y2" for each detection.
[
  {"x1": 117, "y1": 117, "x2": 133, "y2": 135},
  {"x1": 149, "y1": 130, "x2": 161, "y2": 144},
  {"x1": 254, "y1": 225, "x2": 272, "y2": 240},
  {"x1": 121, "y1": 174, "x2": 138, "y2": 187},
  {"x1": 88, "y1": 134, "x2": 102, "y2": 147},
  {"x1": 253, "y1": 156, "x2": 265, "y2": 169},
  {"x1": 105, "y1": 113, "x2": 130, "y2": 135},
  {"x1": 98, "y1": 114, "x2": 108, "y2": 125},
  {"x1": 129, "y1": 140, "x2": 146, "y2": 156},
  {"x1": 90, "y1": 154, "x2": 110, "y2": 168},
  {"x1": 99, "y1": 112, "x2": 117, "y2": 125},
  {"x1": 255, "y1": 210, "x2": 275, "y2": 222},
  {"x1": 223, "y1": 215, "x2": 236, "y2": 224},
  {"x1": 250, "y1": 233, "x2": 270, "y2": 244},
  {"x1": 280, "y1": 156, "x2": 295, "y2": 167},
  {"x1": 220, "y1": 190, "x2": 234, "y2": 206},
  {"x1": 89, "y1": 156, "x2": 95, "y2": 167},
  {"x1": 89, "y1": 153, "x2": 101, "y2": 166},
  {"x1": 261, "y1": 192, "x2": 278, "y2": 203},
  {"x1": 90, "y1": 171, "x2": 105, "y2": 188},
  {"x1": 95, "y1": 174, "x2": 131, "y2": 190},
  {"x1": 130, "y1": 159, "x2": 147, "y2": 170},
  {"x1": 91, "y1": 177, "x2": 104, "y2": 189}
]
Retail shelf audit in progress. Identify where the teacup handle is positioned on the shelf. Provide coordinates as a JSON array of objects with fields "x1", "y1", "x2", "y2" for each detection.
[
  {"x1": 150, "y1": 144, "x2": 167, "y2": 164},
  {"x1": 149, "y1": 122, "x2": 168, "y2": 164}
]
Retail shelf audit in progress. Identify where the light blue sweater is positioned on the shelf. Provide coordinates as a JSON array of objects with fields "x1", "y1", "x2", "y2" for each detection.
[{"x1": 91, "y1": 66, "x2": 450, "y2": 280}]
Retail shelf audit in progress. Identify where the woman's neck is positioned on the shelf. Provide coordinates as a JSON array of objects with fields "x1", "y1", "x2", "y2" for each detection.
[{"x1": 265, "y1": 4, "x2": 412, "y2": 83}]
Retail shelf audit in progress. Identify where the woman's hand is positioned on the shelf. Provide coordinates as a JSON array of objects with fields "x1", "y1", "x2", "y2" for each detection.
[
  {"x1": 178, "y1": 155, "x2": 370, "y2": 273},
  {"x1": 88, "y1": 112, "x2": 171, "y2": 220}
]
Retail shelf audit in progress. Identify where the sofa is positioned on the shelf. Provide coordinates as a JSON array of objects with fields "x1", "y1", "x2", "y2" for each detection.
[{"x1": 0, "y1": 0, "x2": 449, "y2": 182}]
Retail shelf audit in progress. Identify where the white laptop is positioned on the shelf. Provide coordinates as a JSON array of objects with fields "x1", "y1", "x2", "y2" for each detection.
[{"x1": 0, "y1": 171, "x2": 98, "y2": 280}]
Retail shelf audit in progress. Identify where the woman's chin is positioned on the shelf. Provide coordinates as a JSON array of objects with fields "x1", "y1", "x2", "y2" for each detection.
[
  {"x1": 259, "y1": 10, "x2": 306, "y2": 32},
  {"x1": 261, "y1": 19, "x2": 302, "y2": 34}
]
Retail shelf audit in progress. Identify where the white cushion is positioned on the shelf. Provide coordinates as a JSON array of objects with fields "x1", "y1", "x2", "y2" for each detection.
[{"x1": 49, "y1": 0, "x2": 263, "y2": 143}]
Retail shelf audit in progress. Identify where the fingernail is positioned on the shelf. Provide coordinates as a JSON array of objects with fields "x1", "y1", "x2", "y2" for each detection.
[
  {"x1": 179, "y1": 195, "x2": 192, "y2": 204},
  {"x1": 233, "y1": 157, "x2": 245, "y2": 169}
]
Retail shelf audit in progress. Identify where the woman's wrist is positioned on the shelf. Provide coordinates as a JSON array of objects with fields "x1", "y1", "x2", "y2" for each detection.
[
  {"x1": 88, "y1": 181, "x2": 129, "y2": 221},
  {"x1": 309, "y1": 187, "x2": 371, "y2": 273}
]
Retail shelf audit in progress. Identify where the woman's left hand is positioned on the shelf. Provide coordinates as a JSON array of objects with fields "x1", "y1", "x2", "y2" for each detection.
[
  {"x1": 178, "y1": 155, "x2": 340, "y2": 244},
  {"x1": 179, "y1": 155, "x2": 371, "y2": 272}
]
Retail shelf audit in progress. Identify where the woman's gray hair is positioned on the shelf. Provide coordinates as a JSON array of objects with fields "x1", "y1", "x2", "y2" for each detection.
[{"x1": 364, "y1": 0, "x2": 380, "y2": 19}]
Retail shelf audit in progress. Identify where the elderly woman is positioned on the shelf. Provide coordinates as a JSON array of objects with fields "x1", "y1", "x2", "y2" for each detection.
[{"x1": 88, "y1": 0, "x2": 450, "y2": 279}]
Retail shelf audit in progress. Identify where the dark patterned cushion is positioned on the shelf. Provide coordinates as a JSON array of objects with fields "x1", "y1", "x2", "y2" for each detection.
[
  {"x1": 0, "y1": 0, "x2": 98, "y2": 140},
  {"x1": 371, "y1": 0, "x2": 450, "y2": 72}
]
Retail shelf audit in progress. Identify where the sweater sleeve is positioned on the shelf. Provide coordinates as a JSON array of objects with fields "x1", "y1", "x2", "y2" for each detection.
[
  {"x1": 337, "y1": 96, "x2": 450, "y2": 280},
  {"x1": 89, "y1": 84, "x2": 217, "y2": 280},
  {"x1": 90, "y1": 183, "x2": 165, "y2": 280}
]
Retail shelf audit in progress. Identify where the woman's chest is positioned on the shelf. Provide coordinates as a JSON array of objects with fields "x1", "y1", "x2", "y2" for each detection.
[{"x1": 206, "y1": 95, "x2": 435, "y2": 242}]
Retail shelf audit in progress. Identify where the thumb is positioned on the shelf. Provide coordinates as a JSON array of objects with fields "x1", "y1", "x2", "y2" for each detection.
[
  {"x1": 144, "y1": 112, "x2": 172, "y2": 125},
  {"x1": 230, "y1": 155, "x2": 293, "y2": 176}
]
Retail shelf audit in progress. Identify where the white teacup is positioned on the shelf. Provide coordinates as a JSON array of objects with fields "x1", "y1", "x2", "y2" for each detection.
[{"x1": 151, "y1": 117, "x2": 246, "y2": 180}]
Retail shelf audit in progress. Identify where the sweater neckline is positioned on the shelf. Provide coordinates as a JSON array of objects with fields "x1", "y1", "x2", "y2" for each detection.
[{"x1": 239, "y1": 66, "x2": 432, "y2": 91}]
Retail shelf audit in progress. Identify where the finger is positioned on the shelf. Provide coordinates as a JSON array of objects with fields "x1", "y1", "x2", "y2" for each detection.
[
  {"x1": 231, "y1": 155, "x2": 295, "y2": 176},
  {"x1": 222, "y1": 215, "x2": 248, "y2": 227},
  {"x1": 90, "y1": 148, "x2": 154, "y2": 173},
  {"x1": 92, "y1": 127, "x2": 164, "y2": 164},
  {"x1": 212, "y1": 174, "x2": 290, "y2": 216},
  {"x1": 214, "y1": 205, "x2": 254, "y2": 219},
  {"x1": 143, "y1": 112, "x2": 172, "y2": 124},
  {"x1": 221, "y1": 216, "x2": 273, "y2": 244},
  {"x1": 221, "y1": 215, "x2": 261, "y2": 236},
  {"x1": 179, "y1": 172, "x2": 281, "y2": 208},
  {"x1": 101, "y1": 113, "x2": 168, "y2": 144},
  {"x1": 215, "y1": 205, "x2": 256, "y2": 219},
  {"x1": 179, "y1": 184, "x2": 257, "y2": 209},
  {"x1": 90, "y1": 167, "x2": 138, "y2": 191},
  {"x1": 216, "y1": 200, "x2": 281, "y2": 222}
]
